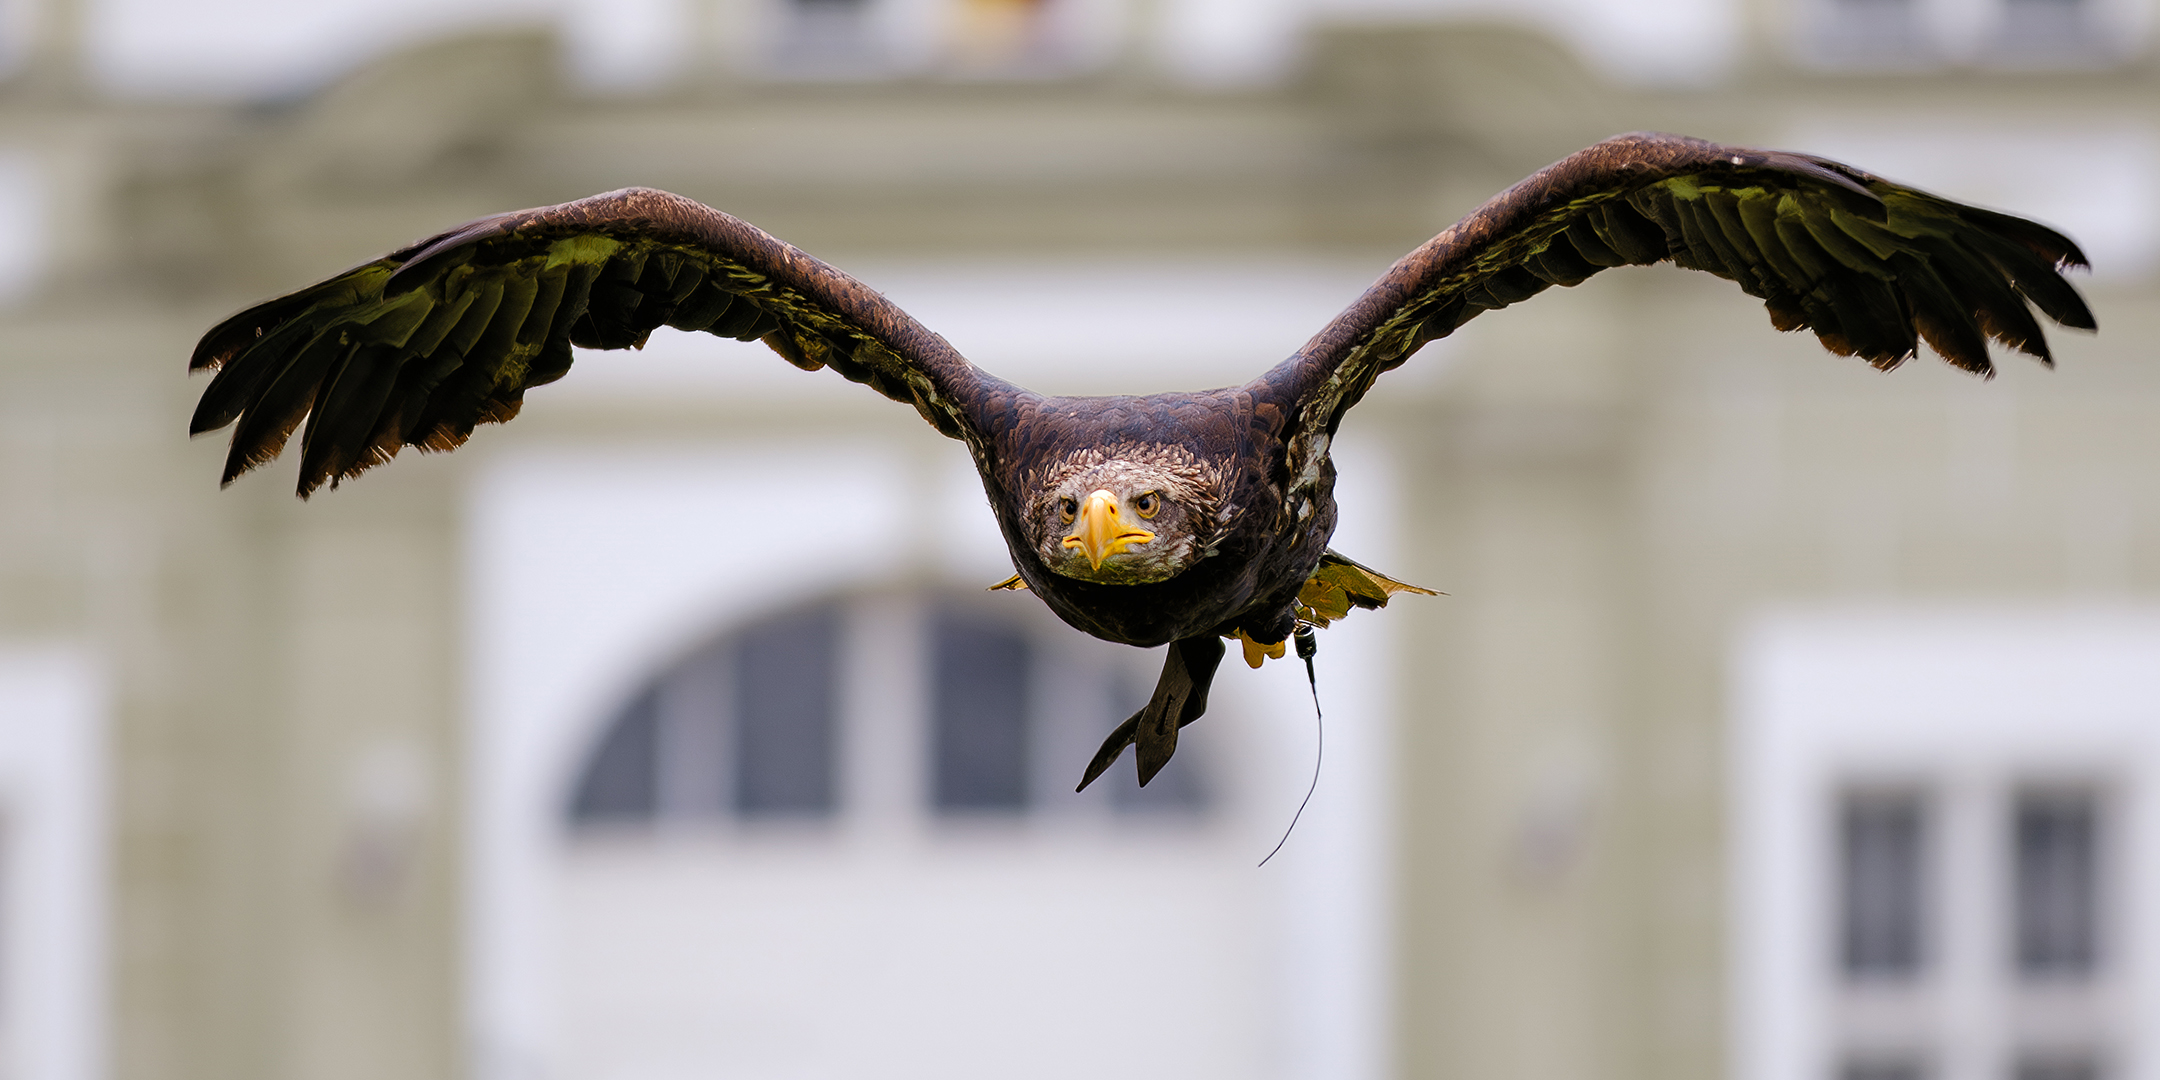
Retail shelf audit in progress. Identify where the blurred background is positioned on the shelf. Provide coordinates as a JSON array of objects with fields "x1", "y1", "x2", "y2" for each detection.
[{"x1": 0, "y1": 1, "x2": 2157, "y2": 1080}]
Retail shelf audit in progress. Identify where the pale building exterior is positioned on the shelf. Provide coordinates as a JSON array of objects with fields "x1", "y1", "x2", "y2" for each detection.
[{"x1": 0, "y1": 3, "x2": 2158, "y2": 1080}]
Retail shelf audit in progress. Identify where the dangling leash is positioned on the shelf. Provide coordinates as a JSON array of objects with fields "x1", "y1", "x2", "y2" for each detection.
[{"x1": 1259, "y1": 625, "x2": 1323, "y2": 867}]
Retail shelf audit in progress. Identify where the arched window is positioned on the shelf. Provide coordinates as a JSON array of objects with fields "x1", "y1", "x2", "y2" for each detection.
[{"x1": 566, "y1": 589, "x2": 1205, "y2": 827}]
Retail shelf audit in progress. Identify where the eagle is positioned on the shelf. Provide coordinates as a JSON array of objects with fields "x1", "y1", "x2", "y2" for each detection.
[{"x1": 187, "y1": 132, "x2": 2094, "y2": 790}]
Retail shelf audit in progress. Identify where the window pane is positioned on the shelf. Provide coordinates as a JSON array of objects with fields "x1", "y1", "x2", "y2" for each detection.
[
  {"x1": 2000, "y1": 0, "x2": 2090, "y2": 41},
  {"x1": 931, "y1": 612, "x2": 1031, "y2": 812},
  {"x1": 569, "y1": 686, "x2": 660, "y2": 823},
  {"x1": 2017, "y1": 1053, "x2": 2101, "y2": 1080},
  {"x1": 777, "y1": 0, "x2": 881, "y2": 71},
  {"x1": 1840, "y1": 791, "x2": 1928, "y2": 979},
  {"x1": 734, "y1": 606, "x2": 840, "y2": 817},
  {"x1": 1840, "y1": 1058, "x2": 1925, "y2": 1080},
  {"x1": 1812, "y1": 0, "x2": 1925, "y2": 63},
  {"x1": 654, "y1": 646, "x2": 732, "y2": 818},
  {"x1": 2016, "y1": 791, "x2": 2100, "y2": 978}
]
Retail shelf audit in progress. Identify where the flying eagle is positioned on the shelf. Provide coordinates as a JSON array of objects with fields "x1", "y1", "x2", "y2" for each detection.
[{"x1": 188, "y1": 132, "x2": 2094, "y2": 790}]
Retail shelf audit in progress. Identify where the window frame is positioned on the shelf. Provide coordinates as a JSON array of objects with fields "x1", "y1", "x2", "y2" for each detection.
[{"x1": 1733, "y1": 611, "x2": 2160, "y2": 1080}]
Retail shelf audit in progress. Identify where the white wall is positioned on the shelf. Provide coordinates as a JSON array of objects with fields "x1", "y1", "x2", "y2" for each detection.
[{"x1": 0, "y1": 646, "x2": 106, "y2": 1080}]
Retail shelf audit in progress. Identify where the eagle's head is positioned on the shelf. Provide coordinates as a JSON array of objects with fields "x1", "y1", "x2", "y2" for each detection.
[{"x1": 1026, "y1": 445, "x2": 1230, "y2": 585}]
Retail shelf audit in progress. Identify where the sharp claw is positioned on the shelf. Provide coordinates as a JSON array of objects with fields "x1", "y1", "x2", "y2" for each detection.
[{"x1": 1077, "y1": 712, "x2": 1140, "y2": 792}]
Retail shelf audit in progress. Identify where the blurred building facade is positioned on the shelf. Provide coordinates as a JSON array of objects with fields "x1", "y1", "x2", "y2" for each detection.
[{"x1": 1, "y1": 2, "x2": 2158, "y2": 1080}]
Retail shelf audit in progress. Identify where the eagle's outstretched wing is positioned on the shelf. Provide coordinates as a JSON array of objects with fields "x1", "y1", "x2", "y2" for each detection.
[
  {"x1": 1251, "y1": 131, "x2": 2095, "y2": 487},
  {"x1": 190, "y1": 187, "x2": 1010, "y2": 495}
]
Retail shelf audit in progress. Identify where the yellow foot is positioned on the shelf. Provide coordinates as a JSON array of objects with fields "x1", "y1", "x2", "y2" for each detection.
[
  {"x1": 1230, "y1": 629, "x2": 1288, "y2": 669},
  {"x1": 987, "y1": 574, "x2": 1028, "y2": 591}
]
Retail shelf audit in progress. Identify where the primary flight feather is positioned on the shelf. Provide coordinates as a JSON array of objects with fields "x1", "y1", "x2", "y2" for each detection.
[{"x1": 188, "y1": 132, "x2": 2095, "y2": 789}]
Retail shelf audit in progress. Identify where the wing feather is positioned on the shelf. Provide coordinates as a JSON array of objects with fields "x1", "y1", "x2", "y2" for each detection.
[
  {"x1": 221, "y1": 330, "x2": 348, "y2": 481},
  {"x1": 1252, "y1": 131, "x2": 2095, "y2": 504},
  {"x1": 190, "y1": 188, "x2": 1008, "y2": 495},
  {"x1": 1562, "y1": 215, "x2": 1627, "y2": 267}
]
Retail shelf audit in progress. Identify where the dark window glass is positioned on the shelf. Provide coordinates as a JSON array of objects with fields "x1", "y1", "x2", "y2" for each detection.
[
  {"x1": 1995, "y1": 0, "x2": 2098, "y2": 59},
  {"x1": 2015, "y1": 791, "x2": 2101, "y2": 978},
  {"x1": 1841, "y1": 791, "x2": 1928, "y2": 979},
  {"x1": 2002, "y1": 0, "x2": 2087, "y2": 23},
  {"x1": 1815, "y1": 0, "x2": 1925, "y2": 62},
  {"x1": 1841, "y1": 1058, "x2": 1925, "y2": 1080},
  {"x1": 734, "y1": 606, "x2": 840, "y2": 817},
  {"x1": 931, "y1": 612, "x2": 1031, "y2": 812},
  {"x1": 654, "y1": 649, "x2": 732, "y2": 818},
  {"x1": 1829, "y1": 0, "x2": 1915, "y2": 18},
  {"x1": 570, "y1": 686, "x2": 660, "y2": 822},
  {"x1": 2016, "y1": 1053, "x2": 2101, "y2": 1080},
  {"x1": 776, "y1": 0, "x2": 881, "y2": 71}
]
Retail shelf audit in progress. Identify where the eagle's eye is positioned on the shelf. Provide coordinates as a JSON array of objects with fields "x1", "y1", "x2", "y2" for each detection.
[
  {"x1": 1058, "y1": 496, "x2": 1078, "y2": 523},
  {"x1": 1133, "y1": 492, "x2": 1160, "y2": 518}
]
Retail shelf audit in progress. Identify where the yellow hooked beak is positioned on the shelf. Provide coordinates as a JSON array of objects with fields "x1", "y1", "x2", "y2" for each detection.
[{"x1": 1062, "y1": 488, "x2": 1156, "y2": 570}]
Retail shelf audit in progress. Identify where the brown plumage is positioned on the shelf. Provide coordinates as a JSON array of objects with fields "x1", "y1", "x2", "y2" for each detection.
[{"x1": 187, "y1": 132, "x2": 2095, "y2": 789}]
